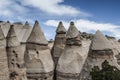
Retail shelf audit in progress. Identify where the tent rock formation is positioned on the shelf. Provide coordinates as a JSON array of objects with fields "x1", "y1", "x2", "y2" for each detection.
[
  {"x1": 24, "y1": 20, "x2": 54, "y2": 80},
  {"x1": 0, "y1": 20, "x2": 120, "y2": 80}
]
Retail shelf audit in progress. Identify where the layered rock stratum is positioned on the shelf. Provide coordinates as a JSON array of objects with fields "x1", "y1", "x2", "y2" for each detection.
[{"x1": 0, "y1": 20, "x2": 120, "y2": 80}]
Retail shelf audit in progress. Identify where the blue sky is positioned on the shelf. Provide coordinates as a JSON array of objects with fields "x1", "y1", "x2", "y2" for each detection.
[{"x1": 0, "y1": 0, "x2": 120, "y2": 40}]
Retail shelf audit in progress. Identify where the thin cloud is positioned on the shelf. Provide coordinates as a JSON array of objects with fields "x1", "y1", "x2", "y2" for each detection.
[
  {"x1": 0, "y1": 0, "x2": 26, "y2": 17},
  {"x1": 44, "y1": 19, "x2": 120, "y2": 39},
  {"x1": 19, "y1": 0, "x2": 90, "y2": 17},
  {"x1": 0, "y1": 0, "x2": 90, "y2": 21}
]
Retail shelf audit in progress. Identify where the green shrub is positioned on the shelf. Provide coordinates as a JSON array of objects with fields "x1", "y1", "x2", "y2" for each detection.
[{"x1": 90, "y1": 60, "x2": 120, "y2": 80}]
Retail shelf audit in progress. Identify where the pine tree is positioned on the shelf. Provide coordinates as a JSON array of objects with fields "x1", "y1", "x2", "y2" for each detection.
[{"x1": 90, "y1": 60, "x2": 120, "y2": 80}]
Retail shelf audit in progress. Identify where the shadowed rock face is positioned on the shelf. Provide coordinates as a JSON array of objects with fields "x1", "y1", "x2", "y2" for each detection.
[
  {"x1": 79, "y1": 30, "x2": 120, "y2": 80},
  {"x1": 24, "y1": 21, "x2": 54, "y2": 80},
  {"x1": 56, "y1": 22, "x2": 84, "y2": 80},
  {"x1": 52, "y1": 21, "x2": 66, "y2": 65},
  {"x1": 6, "y1": 25, "x2": 27, "y2": 80}
]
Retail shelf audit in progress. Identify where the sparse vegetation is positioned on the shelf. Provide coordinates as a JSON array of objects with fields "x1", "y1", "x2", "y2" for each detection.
[{"x1": 90, "y1": 60, "x2": 120, "y2": 80}]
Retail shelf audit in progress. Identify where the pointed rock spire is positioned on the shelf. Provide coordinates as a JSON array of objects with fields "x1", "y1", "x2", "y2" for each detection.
[
  {"x1": 91, "y1": 30, "x2": 112, "y2": 50},
  {"x1": 27, "y1": 20, "x2": 48, "y2": 45},
  {"x1": 24, "y1": 21, "x2": 30, "y2": 28},
  {"x1": 56, "y1": 22, "x2": 84, "y2": 80},
  {"x1": 52, "y1": 22, "x2": 66, "y2": 65},
  {"x1": 6, "y1": 25, "x2": 20, "y2": 47},
  {"x1": 56, "y1": 21, "x2": 66, "y2": 33},
  {"x1": 66, "y1": 22, "x2": 80, "y2": 38},
  {"x1": 25, "y1": 21, "x2": 54, "y2": 80}
]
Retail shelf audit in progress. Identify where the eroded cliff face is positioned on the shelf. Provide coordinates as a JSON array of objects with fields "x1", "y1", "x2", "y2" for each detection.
[{"x1": 0, "y1": 21, "x2": 120, "y2": 80}]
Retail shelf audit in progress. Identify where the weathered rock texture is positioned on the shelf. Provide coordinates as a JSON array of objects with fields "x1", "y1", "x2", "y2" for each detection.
[
  {"x1": 0, "y1": 26, "x2": 9, "y2": 80},
  {"x1": 56, "y1": 22, "x2": 89, "y2": 80},
  {"x1": 52, "y1": 21, "x2": 66, "y2": 65},
  {"x1": 0, "y1": 20, "x2": 120, "y2": 80},
  {"x1": 51, "y1": 22, "x2": 66, "y2": 80},
  {"x1": 79, "y1": 30, "x2": 120, "y2": 80},
  {"x1": 6, "y1": 25, "x2": 27, "y2": 80},
  {"x1": 24, "y1": 21, "x2": 54, "y2": 80}
]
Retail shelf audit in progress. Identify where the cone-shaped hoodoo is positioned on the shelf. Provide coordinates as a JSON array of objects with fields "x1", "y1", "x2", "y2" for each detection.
[
  {"x1": 25, "y1": 20, "x2": 54, "y2": 80},
  {"x1": 52, "y1": 21, "x2": 66, "y2": 64},
  {"x1": 52, "y1": 21, "x2": 66, "y2": 80},
  {"x1": 56, "y1": 22, "x2": 84, "y2": 80},
  {"x1": 79, "y1": 30, "x2": 119, "y2": 80}
]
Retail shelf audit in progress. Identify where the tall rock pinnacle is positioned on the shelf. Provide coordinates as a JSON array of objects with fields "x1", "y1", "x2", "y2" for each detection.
[
  {"x1": 56, "y1": 22, "x2": 84, "y2": 80},
  {"x1": 52, "y1": 21, "x2": 66, "y2": 64},
  {"x1": 52, "y1": 21, "x2": 66, "y2": 79},
  {"x1": 25, "y1": 20, "x2": 54, "y2": 80}
]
